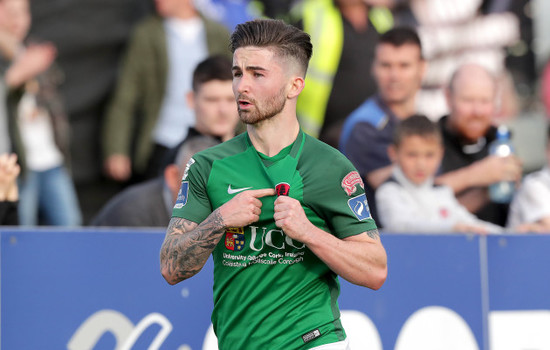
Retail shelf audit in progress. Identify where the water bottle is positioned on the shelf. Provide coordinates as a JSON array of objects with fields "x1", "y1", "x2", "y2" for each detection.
[{"x1": 488, "y1": 125, "x2": 515, "y2": 203}]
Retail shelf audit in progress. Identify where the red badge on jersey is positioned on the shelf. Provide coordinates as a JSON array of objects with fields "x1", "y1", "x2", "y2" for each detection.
[
  {"x1": 341, "y1": 171, "x2": 364, "y2": 196},
  {"x1": 225, "y1": 227, "x2": 245, "y2": 251},
  {"x1": 275, "y1": 182, "x2": 290, "y2": 196},
  {"x1": 440, "y1": 207, "x2": 449, "y2": 218}
]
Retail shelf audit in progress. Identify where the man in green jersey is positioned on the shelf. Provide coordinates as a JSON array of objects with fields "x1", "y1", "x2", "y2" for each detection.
[{"x1": 160, "y1": 19, "x2": 387, "y2": 350}]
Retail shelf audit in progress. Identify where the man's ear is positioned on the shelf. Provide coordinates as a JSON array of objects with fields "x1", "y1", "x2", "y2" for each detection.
[
  {"x1": 186, "y1": 91, "x2": 195, "y2": 110},
  {"x1": 287, "y1": 76, "x2": 305, "y2": 99}
]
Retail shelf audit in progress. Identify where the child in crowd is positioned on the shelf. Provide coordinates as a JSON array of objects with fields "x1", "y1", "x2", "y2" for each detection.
[
  {"x1": 376, "y1": 115, "x2": 502, "y2": 234},
  {"x1": 507, "y1": 125, "x2": 550, "y2": 233}
]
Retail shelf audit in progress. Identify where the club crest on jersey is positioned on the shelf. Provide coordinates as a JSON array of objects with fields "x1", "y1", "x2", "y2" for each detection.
[
  {"x1": 341, "y1": 171, "x2": 364, "y2": 196},
  {"x1": 348, "y1": 193, "x2": 371, "y2": 221},
  {"x1": 275, "y1": 182, "x2": 290, "y2": 196},
  {"x1": 182, "y1": 158, "x2": 195, "y2": 181},
  {"x1": 225, "y1": 227, "x2": 245, "y2": 251},
  {"x1": 174, "y1": 181, "x2": 189, "y2": 209}
]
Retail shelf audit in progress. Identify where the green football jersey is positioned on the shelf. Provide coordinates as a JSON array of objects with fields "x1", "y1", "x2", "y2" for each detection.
[{"x1": 172, "y1": 130, "x2": 377, "y2": 349}]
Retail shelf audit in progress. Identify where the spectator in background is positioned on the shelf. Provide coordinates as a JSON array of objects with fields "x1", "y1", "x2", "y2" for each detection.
[
  {"x1": 0, "y1": 0, "x2": 81, "y2": 226},
  {"x1": 1, "y1": 43, "x2": 59, "y2": 154},
  {"x1": 339, "y1": 27, "x2": 426, "y2": 224},
  {"x1": 294, "y1": 0, "x2": 393, "y2": 148},
  {"x1": 94, "y1": 55, "x2": 238, "y2": 227},
  {"x1": 0, "y1": 3, "x2": 57, "y2": 166},
  {"x1": 436, "y1": 63, "x2": 522, "y2": 227},
  {"x1": 393, "y1": 0, "x2": 521, "y2": 120},
  {"x1": 91, "y1": 136, "x2": 220, "y2": 227},
  {"x1": 0, "y1": 153, "x2": 20, "y2": 225},
  {"x1": 376, "y1": 115, "x2": 502, "y2": 234},
  {"x1": 507, "y1": 124, "x2": 550, "y2": 233},
  {"x1": 102, "y1": 0, "x2": 231, "y2": 183},
  {"x1": 161, "y1": 55, "x2": 240, "y2": 166}
]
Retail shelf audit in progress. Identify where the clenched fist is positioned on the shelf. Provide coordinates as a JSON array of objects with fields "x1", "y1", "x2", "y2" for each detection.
[{"x1": 273, "y1": 195, "x2": 315, "y2": 243}]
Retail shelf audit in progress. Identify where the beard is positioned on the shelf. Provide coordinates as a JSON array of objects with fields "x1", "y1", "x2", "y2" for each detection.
[{"x1": 237, "y1": 87, "x2": 287, "y2": 125}]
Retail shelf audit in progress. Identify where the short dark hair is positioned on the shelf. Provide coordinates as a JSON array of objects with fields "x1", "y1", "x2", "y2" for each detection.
[
  {"x1": 192, "y1": 55, "x2": 233, "y2": 92},
  {"x1": 393, "y1": 115, "x2": 442, "y2": 147},
  {"x1": 378, "y1": 26, "x2": 422, "y2": 58},
  {"x1": 229, "y1": 19, "x2": 312, "y2": 75}
]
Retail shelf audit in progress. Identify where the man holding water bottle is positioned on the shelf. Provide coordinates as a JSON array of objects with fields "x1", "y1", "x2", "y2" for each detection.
[{"x1": 435, "y1": 63, "x2": 522, "y2": 227}]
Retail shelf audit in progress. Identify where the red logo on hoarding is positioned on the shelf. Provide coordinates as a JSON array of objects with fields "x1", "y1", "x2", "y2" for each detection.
[
  {"x1": 341, "y1": 171, "x2": 364, "y2": 196},
  {"x1": 275, "y1": 182, "x2": 290, "y2": 196}
]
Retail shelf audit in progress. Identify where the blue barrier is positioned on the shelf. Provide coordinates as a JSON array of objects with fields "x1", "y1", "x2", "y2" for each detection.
[{"x1": 1, "y1": 229, "x2": 549, "y2": 350}]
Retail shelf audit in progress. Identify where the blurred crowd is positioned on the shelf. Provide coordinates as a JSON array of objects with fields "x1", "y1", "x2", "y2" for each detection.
[{"x1": 1, "y1": 0, "x2": 549, "y2": 233}]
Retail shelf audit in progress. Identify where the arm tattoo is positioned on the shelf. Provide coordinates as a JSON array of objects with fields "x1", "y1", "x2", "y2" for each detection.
[
  {"x1": 160, "y1": 209, "x2": 225, "y2": 283},
  {"x1": 366, "y1": 228, "x2": 380, "y2": 240}
]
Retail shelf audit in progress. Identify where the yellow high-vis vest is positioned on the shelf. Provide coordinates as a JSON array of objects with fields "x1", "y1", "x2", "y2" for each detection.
[{"x1": 296, "y1": 0, "x2": 393, "y2": 138}]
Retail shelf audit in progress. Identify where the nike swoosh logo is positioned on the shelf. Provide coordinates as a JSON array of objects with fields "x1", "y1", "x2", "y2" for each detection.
[{"x1": 227, "y1": 185, "x2": 252, "y2": 194}]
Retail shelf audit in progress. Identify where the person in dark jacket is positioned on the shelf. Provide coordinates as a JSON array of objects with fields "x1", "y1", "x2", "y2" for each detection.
[{"x1": 91, "y1": 136, "x2": 219, "y2": 227}]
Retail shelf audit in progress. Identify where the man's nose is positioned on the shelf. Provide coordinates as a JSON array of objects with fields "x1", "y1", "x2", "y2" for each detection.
[{"x1": 235, "y1": 76, "x2": 250, "y2": 94}]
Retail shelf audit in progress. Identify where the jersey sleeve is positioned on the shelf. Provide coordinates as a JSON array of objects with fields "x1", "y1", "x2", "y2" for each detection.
[
  {"x1": 304, "y1": 149, "x2": 378, "y2": 239},
  {"x1": 171, "y1": 155, "x2": 213, "y2": 224}
]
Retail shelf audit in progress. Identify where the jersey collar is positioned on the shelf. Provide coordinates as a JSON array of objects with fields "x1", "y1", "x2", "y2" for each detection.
[{"x1": 246, "y1": 129, "x2": 305, "y2": 167}]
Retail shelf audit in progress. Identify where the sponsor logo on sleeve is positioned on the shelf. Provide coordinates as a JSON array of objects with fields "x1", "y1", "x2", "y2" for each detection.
[
  {"x1": 348, "y1": 193, "x2": 371, "y2": 221},
  {"x1": 275, "y1": 182, "x2": 290, "y2": 196},
  {"x1": 174, "y1": 181, "x2": 189, "y2": 209},
  {"x1": 341, "y1": 171, "x2": 364, "y2": 196},
  {"x1": 182, "y1": 158, "x2": 195, "y2": 181},
  {"x1": 225, "y1": 227, "x2": 245, "y2": 251}
]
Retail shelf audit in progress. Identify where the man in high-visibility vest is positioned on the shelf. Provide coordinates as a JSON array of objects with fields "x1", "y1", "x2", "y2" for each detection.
[{"x1": 295, "y1": 0, "x2": 393, "y2": 148}]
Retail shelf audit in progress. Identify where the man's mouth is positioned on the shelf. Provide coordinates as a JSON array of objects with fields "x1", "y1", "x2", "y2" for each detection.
[{"x1": 238, "y1": 100, "x2": 252, "y2": 109}]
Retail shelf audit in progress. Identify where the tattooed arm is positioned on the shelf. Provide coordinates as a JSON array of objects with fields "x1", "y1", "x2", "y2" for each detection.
[
  {"x1": 160, "y1": 209, "x2": 225, "y2": 285},
  {"x1": 160, "y1": 188, "x2": 276, "y2": 285}
]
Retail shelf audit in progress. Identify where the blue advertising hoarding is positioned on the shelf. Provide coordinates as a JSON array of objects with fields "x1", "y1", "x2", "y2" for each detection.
[
  {"x1": 1, "y1": 229, "x2": 549, "y2": 350},
  {"x1": 1, "y1": 229, "x2": 214, "y2": 349}
]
